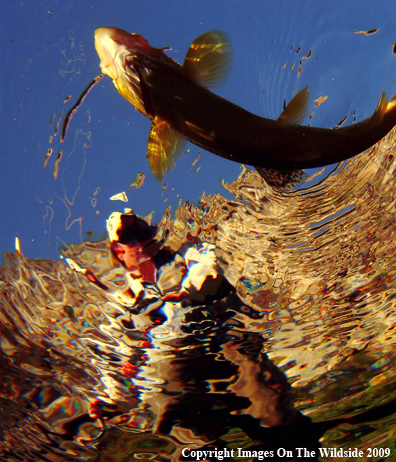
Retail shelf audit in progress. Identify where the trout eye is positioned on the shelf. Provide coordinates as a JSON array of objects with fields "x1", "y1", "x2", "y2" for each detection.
[{"x1": 125, "y1": 55, "x2": 136, "y2": 66}]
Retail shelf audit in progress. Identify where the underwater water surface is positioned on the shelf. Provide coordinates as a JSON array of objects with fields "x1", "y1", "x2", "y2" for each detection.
[{"x1": 2, "y1": 1, "x2": 396, "y2": 461}]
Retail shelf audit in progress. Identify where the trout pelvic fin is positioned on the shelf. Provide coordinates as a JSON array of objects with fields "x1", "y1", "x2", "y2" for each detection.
[
  {"x1": 147, "y1": 116, "x2": 185, "y2": 182},
  {"x1": 276, "y1": 87, "x2": 310, "y2": 127},
  {"x1": 183, "y1": 30, "x2": 233, "y2": 89}
]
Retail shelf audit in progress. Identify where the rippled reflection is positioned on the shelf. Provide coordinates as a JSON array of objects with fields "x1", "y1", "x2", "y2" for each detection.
[{"x1": 2, "y1": 129, "x2": 396, "y2": 460}]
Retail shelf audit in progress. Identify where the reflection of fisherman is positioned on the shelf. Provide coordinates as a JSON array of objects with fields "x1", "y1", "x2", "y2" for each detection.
[
  {"x1": 92, "y1": 211, "x2": 321, "y2": 460},
  {"x1": 89, "y1": 211, "x2": 238, "y2": 425},
  {"x1": 107, "y1": 210, "x2": 227, "y2": 304}
]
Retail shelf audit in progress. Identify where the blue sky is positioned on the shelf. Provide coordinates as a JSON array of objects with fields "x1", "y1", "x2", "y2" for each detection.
[{"x1": 2, "y1": 0, "x2": 396, "y2": 260}]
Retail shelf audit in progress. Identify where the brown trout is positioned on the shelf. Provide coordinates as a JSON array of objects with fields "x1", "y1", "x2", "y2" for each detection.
[{"x1": 95, "y1": 27, "x2": 396, "y2": 182}]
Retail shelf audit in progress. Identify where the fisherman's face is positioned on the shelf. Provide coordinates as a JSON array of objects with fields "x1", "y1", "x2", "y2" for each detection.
[
  {"x1": 111, "y1": 238, "x2": 162, "y2": 280},
  {"x1": 112, "y1": 241, "x2": 158, "y2": 284}
]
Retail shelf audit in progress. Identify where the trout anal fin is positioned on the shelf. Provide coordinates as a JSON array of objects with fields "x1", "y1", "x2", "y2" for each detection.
[
  {"x1": 275, "y1": 87, "x2": 310, "y2": 127},
  {"x1": 354, "y1": 91, "x2": 388, "y2": 136}
]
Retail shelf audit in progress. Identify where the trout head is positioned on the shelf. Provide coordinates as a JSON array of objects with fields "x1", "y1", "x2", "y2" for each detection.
[{"x1": 94, "y1": 27, "x2": 180, "y2": 118}]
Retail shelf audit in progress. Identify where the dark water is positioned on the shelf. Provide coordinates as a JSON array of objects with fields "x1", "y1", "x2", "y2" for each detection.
[{"x1": 2, "y1": 129, "x2": 396, "y2": 461}]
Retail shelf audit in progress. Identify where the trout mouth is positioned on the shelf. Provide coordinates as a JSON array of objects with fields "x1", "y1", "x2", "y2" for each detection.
[
  {"x1": 94, "y1": 27, "x2": 180, "y2": 119},
  {"x1": 94, "y1": 27, "x2": 154, "y2": 69},
  {"x1": 94, "y1": 27, "x2": 154, "y2": 118},
  {"x1": 94, "y1": 29, "x2": 119, "y2": 79}
]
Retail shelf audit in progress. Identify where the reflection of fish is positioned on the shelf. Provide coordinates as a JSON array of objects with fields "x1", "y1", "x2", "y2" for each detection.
[{"x1": 95, "y1": 27, "x2": 396, "y2": 182}]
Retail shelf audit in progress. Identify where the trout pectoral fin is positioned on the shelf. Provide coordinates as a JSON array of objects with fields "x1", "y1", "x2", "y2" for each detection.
[
  {"x1": 183, "y1": 30, "x2": 233, "y2": 89},
  {"x1": 276, "y1": 87, "x2": 310, "y2": 127},
  {"x1": 147, "y1": 116, "x2": 186, "y2": 182}
]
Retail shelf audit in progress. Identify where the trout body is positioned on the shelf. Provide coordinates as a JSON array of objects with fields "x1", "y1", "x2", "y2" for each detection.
[{"x1": 95, "y1": 27, "x2": 396, "y2": 181}]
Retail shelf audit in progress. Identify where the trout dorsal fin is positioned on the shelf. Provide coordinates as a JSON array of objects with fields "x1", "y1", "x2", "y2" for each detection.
[
  {"x1": 183, "y1": 30, "x2": 233, "y2": 89},
  {"x1": 147, "y1": 116, "x2": 186, "y2": 182},
  {"x1": 276, "y1": 87, "x2": 310, "y2": 127}
]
